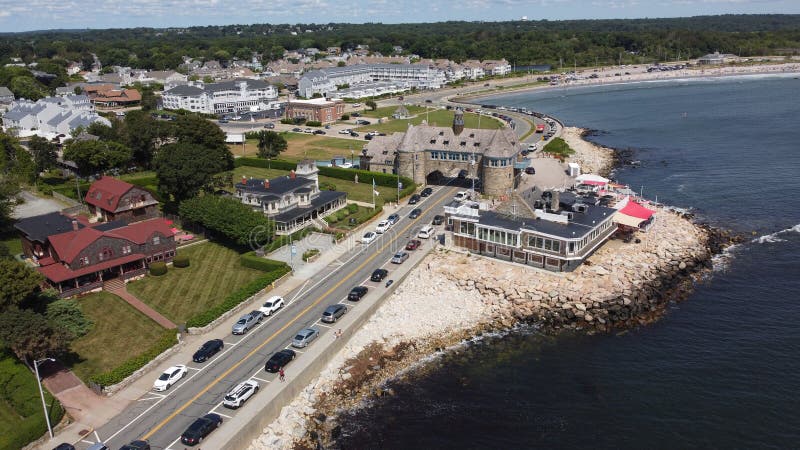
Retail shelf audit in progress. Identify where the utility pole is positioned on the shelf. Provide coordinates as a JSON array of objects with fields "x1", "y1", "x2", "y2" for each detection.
[{"x1": 35, "y1": 358, "x2": 55, "y2": 439}]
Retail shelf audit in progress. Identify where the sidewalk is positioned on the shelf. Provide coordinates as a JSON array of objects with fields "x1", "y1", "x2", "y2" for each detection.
[{"x1": 39, "y1": 207, "x2": 397, "y2": 449}]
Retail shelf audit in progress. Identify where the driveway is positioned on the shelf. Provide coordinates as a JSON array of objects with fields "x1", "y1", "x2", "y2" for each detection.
[{"x1": 12, "y1": 191, "x2": 66, "y2": 219}]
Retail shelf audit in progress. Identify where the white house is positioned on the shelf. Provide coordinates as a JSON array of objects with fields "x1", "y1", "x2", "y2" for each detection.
[
  {"x1": 161, "y1": 78, "x2": 278, "y2": 115},
  {"x1": 297, "y1": 64, "x2": 445, "y2": 98},
  {"x1": 2, "y1": 95, "x2": 110, "y2": 138},
  {"x1": 483, "y1": 59, "x2": 512, "y2": 76}
]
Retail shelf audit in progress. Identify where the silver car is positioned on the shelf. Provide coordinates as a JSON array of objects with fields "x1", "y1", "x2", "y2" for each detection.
[
  {"x1": 232, "y1": 311, "x2": 263, "y2": 335},
  {"x1": 291, "y1": 328, "x2": 320, "y2": 348}
]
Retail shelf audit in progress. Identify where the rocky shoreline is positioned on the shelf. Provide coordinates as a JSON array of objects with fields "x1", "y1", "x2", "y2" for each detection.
[{"x1": 247, "y1": 132, "x2": 740, "y2": 450}]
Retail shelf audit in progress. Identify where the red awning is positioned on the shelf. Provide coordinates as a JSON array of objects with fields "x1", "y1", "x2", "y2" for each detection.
[
  {"x1": 580, "y1": 180, "x2": 606, "y2": 186},
  {"x1": 38, "y1": 253, "x2": 144, "y2": 283},
  {"x1": 619, "y1": 200, "x2": 655, "y2": 220}
]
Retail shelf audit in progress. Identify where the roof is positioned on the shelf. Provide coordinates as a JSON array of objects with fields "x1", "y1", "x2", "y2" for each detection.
[
  {"x1": 14, "y1": 212, "x2": 84, "y2": 243},
  {"x1": 272, "y1": 190, "x2": 347, "y2": 224},
  {"x1": 0, "y1": 86, "x2": 13, "y2": 97},
  {"x1": 236, "y1": 175, "x2": 315, "y2": 197},
  {"x1": 288, "y1": 98, "x2": 340, "y2": 106},
  {"x1": 105, "y1": 218, "x2": 174, "y2": 244},
  {"x1": 84, "y1": 176, "x2": 135, "y2": 212},
  {"x1": 38, "y1": 253, "x2": 144, "y2": 283},
  {"x1": 365, "y1": 123, "x2": 519, "y2": 160},
  {"x1": 618, "y1": 200, "x2": 655, "y2": 220},
  {"x1": 49, "y1": 227, "x2": 105, "y2": 263},
  {"x1": 164, "y1": 85, "x2": 205, "y2": 96}
]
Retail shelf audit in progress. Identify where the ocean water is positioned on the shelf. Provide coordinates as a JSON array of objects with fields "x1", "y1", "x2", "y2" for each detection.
[{"x1": 335, "y1": 76, "x2": 800, "y2": 449}]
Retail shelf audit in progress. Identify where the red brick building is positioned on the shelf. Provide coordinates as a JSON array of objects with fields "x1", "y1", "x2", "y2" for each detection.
[
  {"x1": 286, "y1": 98, "x2": 345, "y2": 124},
  {"x1": 85, "y1": 176, "x2": 160, "y2": 224}
]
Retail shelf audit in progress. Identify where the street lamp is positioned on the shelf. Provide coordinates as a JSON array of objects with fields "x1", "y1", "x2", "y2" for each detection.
[{"x1": 34, "y1": 358, "x2": 56, "y2": 438}]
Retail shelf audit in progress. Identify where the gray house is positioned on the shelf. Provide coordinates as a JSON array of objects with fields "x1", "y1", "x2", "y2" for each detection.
[{"x1": 0, "y1": 86, "x2": 14, "y2": 104}]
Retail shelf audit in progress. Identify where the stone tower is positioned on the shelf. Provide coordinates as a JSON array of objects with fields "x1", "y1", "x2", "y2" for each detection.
[{"x1": 452, "y1": 108, "x2": 464, "y2": 136}]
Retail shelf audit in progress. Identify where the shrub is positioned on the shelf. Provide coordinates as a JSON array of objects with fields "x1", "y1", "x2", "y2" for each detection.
[
  {"x1": 347, "y1": 203, "x2": 359, "y2": 213},
  {"x1": 240, "y1": 253, "x2": 289, "y2": 272},
  {"x1": 40, "y1": 186, "x2": 53, "y2": 196},
  {"x1": 46, "y1": 298, "x2": 93, "y2": 338},
  {"x1": 186, "y1": 265, "x2": 291, "y2": 328},
  {"x1": 233, "y1": 158, "x2": 296, "y2": 171},
  {"x1": 172, "y1": 254, "x2": 190, "y2": 268},
  {"x1": 336, "y1": 209, "x2": 348, "y2": 221},
  {"x1": 341, "y1": 114, "x2": 350, "y2": 120},
  {"x1": 149, "y1": 262, "x2": 167, "y2": 276},
  {"x1": 319, "y1": 181, "x2": 337, "y2": 191},
  {"x1": 280, "y1": 118, "x2": 294, "y2": 124},
  {"x1": 302, "y1": 248, "x2": 320, "y2": 261},
  {"x1": 306, "y1": 120, "x2": 322, "y2": 127},
  {"x1": 335, "y1": 231, "x2": 345, "y2": 241},
  {"x1": 89, "y1": 329, "x2": 178, "y2": 387}
]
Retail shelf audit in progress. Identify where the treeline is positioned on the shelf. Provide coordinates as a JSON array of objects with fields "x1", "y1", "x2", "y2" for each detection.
[{"x1": 1, "y1": 15, "x2": 799, "y2": 71}]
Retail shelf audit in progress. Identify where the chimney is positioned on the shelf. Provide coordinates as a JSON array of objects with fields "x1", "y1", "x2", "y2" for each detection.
[
  {"x1": 452, "y1": 108, "x2": 464, "y2": 136},
  {"x1": 290, "y1": 170, "x2": 296, "y2": 179},
  {"x1": 263, "y1": 179, "x2": 270, "y2": 189},
  {"x1": 71, "y1": 220, "x2": 79, "y2": 231},
  {"x1": 241, "y1": 176, "x2": 247, "y2": 185},
  {"x1": 551, "y1": 191, "x2": 560, "y2": 212}
]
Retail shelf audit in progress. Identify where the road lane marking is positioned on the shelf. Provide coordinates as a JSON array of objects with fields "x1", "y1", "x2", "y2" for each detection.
[
  {"x1": 81, "y1": 440, "x2": 94, "y2": 445},
  {"x1": 140, "y1": 187, "x2": 455, "y2": 441},
  {"x1": 137, "y1": 396, "x2": 162, "y2": 402},
  {"x1": 251, "y1": 376, "x2": 268, "y2": 383},
  {"x1": 94, "y1": 430, "x2": 101, "y2": 442},
  {"x1": 289, "y1": 348, "x2": 305, "y2": 354},
  {"x1": 165, "y1": 436, "x2": 181, "y2": 450},
  {"x1": 315, "y1": 323, "x2": 332, "y2": 328},
  {"x1": 212, "y1": 411, "x2": 233, "y2": 419},
  {"x1": 186, "y1": 366, "x2": 201, "y2": 371}
]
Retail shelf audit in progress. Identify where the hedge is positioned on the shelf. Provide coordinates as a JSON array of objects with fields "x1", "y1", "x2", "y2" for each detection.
[
  {"x1": 234, "y1": 158, "x2": 296, "y2": 171},
  {"x1": 149, "y1": 262, "x2": 167, "y2": 276},
  {"x1": 240, "y1": 253, "x2": 291, "y2": 272},
  {"x1": 259, "y1": 226, "x2": 321, "y2": 254},
  {"x1": 186, "y1": 264, "x2": 291, "y2": 328},
  {"x1": 173, "y1": 255, "x2": 190, "y2": 268},
  {"x1": 89, "y1": 329, "x2": 178, "y2": 387},
  {"x1": 317, "y1": 165, "x2": 416, "y2": 198},
  {"x1": 306, "y1": 120, "x2": 322, "y2": 127}
]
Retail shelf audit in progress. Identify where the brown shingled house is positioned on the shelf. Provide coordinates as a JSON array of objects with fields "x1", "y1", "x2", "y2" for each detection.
[{"x1": 84, "y1": 176, "x2": 159, "y2": 223}]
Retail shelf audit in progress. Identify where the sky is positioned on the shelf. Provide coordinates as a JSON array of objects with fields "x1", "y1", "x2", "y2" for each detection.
[{"x1": 0, "y1": 0, "x2": 798, "y2": 33}]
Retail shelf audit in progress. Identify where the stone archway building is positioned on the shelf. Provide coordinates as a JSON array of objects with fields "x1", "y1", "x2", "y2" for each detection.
[{"x1": 361, "y1": 110, "x2": 524, "y2": 196}]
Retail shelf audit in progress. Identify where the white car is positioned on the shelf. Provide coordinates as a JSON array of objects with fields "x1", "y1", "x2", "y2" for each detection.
[
  {"x1": 222, "y1": 379, "x2": 259, "y2": 409},
  {"x1": 338, "y1": 128, "x2": 352, "y2": 135},
  {"x1": 259, "y1": 296, "x2": 285, "y2": 316},
  {"x1": 153, "y1": 365, "x2": 187, "y2": 391},
  {"x1": 361, "y1": 231, "x2": 377, "y2": 244},
  {"x1": 375, "y1": 220, "x2": 391, "y2": 234}
]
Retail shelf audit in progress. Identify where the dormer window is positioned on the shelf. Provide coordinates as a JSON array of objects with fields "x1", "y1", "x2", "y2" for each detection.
[
  {"x1": 430, "y1": 139, "x2": 436, "y2": 144},
  {"x1": 469, "y1": 133, "x2": 475, "y2": 138},
  {"x1": 442, "y1": 140, "x2": 449, "y2": 145},
  {"x1": 474, "y1": 142, "x2": 480, "y2": 147},
  {"x1": 460, "y1": 141, "x2": 466, "y2": 146},
  {"x1": 438, "y1": 131, "x2": 444, "y2": 136}
]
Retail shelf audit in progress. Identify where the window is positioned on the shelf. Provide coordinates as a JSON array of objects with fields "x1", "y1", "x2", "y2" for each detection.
[
  {"x1": 152, "y1": 236, "x2": 160, "y2": 245},
  {"x1": 122, "y1": 245, "x2": 132, "y2": 255}
]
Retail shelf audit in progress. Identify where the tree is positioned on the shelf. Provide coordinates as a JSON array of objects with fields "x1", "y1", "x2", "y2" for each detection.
[
  {"x1": 179, "y1": 195, "x2": 274, "y2": 246},
  {"x1": 0, "y1": 131, "x2": 35, "y2": 182},
  {"x1": 0, "y1": 260, "x2": 44, "y2": 313},
  {"x1": 365, "y1": 100, "x2": 377, "y2": 111},
  {"x1": 62, "y1": 140, "x2": 133, "y2": 176},
  {"x1": 256, "y1": 131, "x2": 287, "y2": 160},
  {"x1": 154, "y1": 142, "x2": 233, "y2": 204},
  {"x1": 27, "y1": 136, "x2": 58, "y2": 174},
  {"x1": 45, "y1": 297, "x2": 93, "y2": 339},
  {"x1": 0, "y1": 176, "x2": 21, "y2": 231},
  {"x1": 170, "y1": 114, "x2": 229, "y2": 154},
  {"x1": 0, "y1": 308, "x2": 72, "y2": 363},
  {"x1": 124, "y1": 110, "x2": 159, "y2": 167},
  {"x1": 202, "y1": 75, "x2": 214, "y2": 84}
]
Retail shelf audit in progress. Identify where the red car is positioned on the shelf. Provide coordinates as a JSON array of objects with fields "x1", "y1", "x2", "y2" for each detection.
[{"x1": 405, "y1": 239, "x2": 421, "y2": 250}]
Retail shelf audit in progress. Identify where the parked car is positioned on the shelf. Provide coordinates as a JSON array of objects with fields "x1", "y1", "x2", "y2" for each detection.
[
  {"x1": 420, "y1": 187, "x2": 433, "y2": 197},
  {"x1": 192, "y1": 339, "x2": 223, "y2": 363},
  {"x1": 153, "y1": 365, "x2": 187, "y2": 391},
  {"x1": 321, "y1": 304, "x2": 348, "y2": 323},
  {"x1": 217, "y1": 119, "x2": 228, "y2": 123},
  {"x1": 432, "y1": 215, "x2": 444, "y2": 225},
  {"x1": 351, "y1": 112, "x2": 361, "y2": 117},
  {"x1": 222, "y1": 379, "x2": 259, "y2": 409},
  {"x1": 364, "y1": 134, "x2": 374, "y2": 141},
  {"x1": 525, "y1": 167, "x2": 536, "y2": 175},
  {"x1": 291, "y1": 127, "x2": 302, "y2": 132},
  {"x1": 405, "y1": 239, "x2": 421, "y2": 250},
  {"x1": 370, "y1": 268, "x2": 388, "y2": 282},
  {"x1": 348, "y1": 286, "x2": 368, "y2": 301},
  {"x1": 355, "y1": 119, "x2": 371, "y2": 125},
  {"x1": 387, "y1": 213, "x2": 400, "y2": 225},
  {"x1": 54, "y1": 444, "x2": 76, "y2": 450},
  {"x1": 263, "y1": 123, "x2": 275, "y2": 129},
  {"x1": 361, "y1": 231, "x2": 377, "y2": 244},
  {"x1": 259, "y1": 296, "x2": 285, "y2": 316},
  {"x1": 313, "y1": 130, "x2": 326, "y2": 135},
  {"x1": 180, "y1": 413, "x2": 222, "y2": 446},
  {"x1": 409, "y1": 208, "x2": 422, "y2": 219},
  {"x1": 408, "y1": 194, "x2": 421, "y2": 204},
  {"x1": 339, "y1": 128, "x2": 352, "y2": 134},
  {"x1": 85, "y1": 444, "x2": 108, "y2": 450},
  {"x1": 292, "y1": 328, "x2": 320, "y2": 348},
  {"x1": 119, "y1": 440, "x2": 150, "y2": 450},
  {"x1": 350, "y1": 131, "x2": 360, "y2": 137},
  {"x1": 391, "y1": 251, "x2": 409, "y2": 264},
  {"x1": 265, "y1": 349, "x2": 296, "y2": 372},
  {"x1": 418, "y1": 225, "x2": 435, "y2": 239},
  {"x1": 232, "y1": 311, "x2": 264, "y2": 335},
  {"x1": 375, "y1": 220, "x2": 391, "y2": 234}
]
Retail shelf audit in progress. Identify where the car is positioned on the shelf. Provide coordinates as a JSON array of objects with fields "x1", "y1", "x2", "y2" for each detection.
[
  {"x1": 313, "y1": 130, "x2": 326, "y2": 135},
  {"x1": 351, "y1": 112, "x2": 361, "y2": 117},
  {"x1": 265, "y1": 349, "x2": 296, "y2": 372},
  {"x1": 454, "y1": 191, "x2": 471, "y2": 202},
  {"x1": 387, "y1": 213, "x2": 400, "y2": 225},
  {"x1": 263, "y1": 123, "x2": 275, "y2": 129},
  {"x1": 352, "y1": 103, "x2": 361, "y2": 108},
  {"x1": 291, "y1": 127, "x2": 302, "y2": 132},
  {"x1": 153, "y1": 365, "x2": 188, "y2": 391},
  {"x1": 303, "y1": 128, "x2": 313, "y2": 133},
  {"x1": 325, "y1": 124, "x2": 331, "y2": 129},
  {"x1": 525, "y1": 167, "x2": 536, "y2": 175},
  {"x1": 259, "y1": 295, "x2": 285, "y2": 316},
  {"x1": 350, "y1": 131, "x2": 360, "y2": 137},
  {"x1": 355, "y1": 119, "x2": 371, "y2": 125},
  {"x1": 119, "y1": 440, "x2": 150, "y2": 450},
  {"x1": 370, "y1": 268, "x2": 388, "y2": 282},
  {"x1": 85, "y1": 444, "x2": 108, "y2": 450},
  {"x1": 409, "y1": 208, "x2": 422, "y2": 219},
  {"x1": 222, "y1": 379, "x2": 259, "y2": 408},
  {"x1": 217, "y1": 119, "x2": 228, "y2": 123},
  {"x1": 53, "y1": 444, "x2": 76, "y2": 450},
  {"x1": 425, "y1": 99, "x2": 433, "y2": 103},
  {"x1": 420, "y1": 187, "x2": 433, "y2": 197},
  {"x1": 292, "y1": 328, "x2": 320, "y2": 348},
  {"x1": 367, "y1": 130, "x2": 380, "y2": 136},
  {"x1": 180, "y1": 413, "x2": 222, "y2": 446},
  {"x1": 375, "y1": 220, "x2": 391, "y2": 234},
  {"x1": 521, "y1": 149, "x2": 530, "y2": 156},
  {"x1": 361, "y1": 231, "x2": 377, "y2": 244},
  {"x1": 408, "y1": 194, "x2": 421, "y2": 204},
  {"x1": 192, "y1": 339, "x2": 224, "y2": 363},
  {"x1": 321, "y1": 304, "x2": 347, "y2": 323},
  {"x1": 339, "y1": 128, "x2": 352, "y2": 134},
  {"x1": 348, "y1": 286, "x2": 368, "y2": 301},
  {"x1": 432, "y1": 215, "x2": 444, "y2": 225},
  {"x1": 364, "y1": 134, "x2": 374, "y2": 141},
  {"x1": 405, "y1": 239, "x2": 421, "y2": 250},
  {"x1": 418, "y1": 225, "x2": 435, "y2": 239},
  {"x1": 232, "y1": 311, "x2": 264, "y2": 335},
  {"x1": 391, "y1": 251, "x2": 409, "y2": 264}
]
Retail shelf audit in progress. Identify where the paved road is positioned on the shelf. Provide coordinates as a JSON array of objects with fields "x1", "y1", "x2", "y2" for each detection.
[
  {"x1": 81, "y1": 184, "x2": 458, "y2": 450},
  {"x1": 12, "y1": 190, "x2": 68, "y2": 219}
]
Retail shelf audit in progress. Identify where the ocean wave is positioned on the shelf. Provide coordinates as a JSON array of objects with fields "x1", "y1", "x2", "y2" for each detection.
[
  {"x1": 751, "y1": 223, "x2": 800, "y2": 244},
  {"x1": 711, "y1": 242, "x2": 742, "y2": 272}
]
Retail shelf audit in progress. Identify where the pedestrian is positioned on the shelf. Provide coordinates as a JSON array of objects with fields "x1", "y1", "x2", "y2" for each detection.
[{"x1": 279, "y1": 368, "x2": 285, "y2": 382}]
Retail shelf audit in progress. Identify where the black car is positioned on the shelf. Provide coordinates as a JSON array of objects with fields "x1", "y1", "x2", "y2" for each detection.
[
  {"x1": 350, "y1": 131, "x2": 360, "y2": 137},
  {"x1": 351, "y1": 112, "x2": 361, "y2": 117},
  {"x1": 408, "y1": 194, "x2": 421, "y2": 204},
  {"x1": 364, "y1": 134, "x2": 373, "y2": 140},
  {"x1": 119, "y1": 440, "x2": 151, "y2": 450},
  {"x1": 265, "y1": 349, "x2": 296, "y2": 373},
  {"x1": 409, "y1": 208, "x2": 422, "y2": 219},
  {"x1": 420, "y1": 187, "x2": 433, "y2": 197},
  {"x1": 525, "y1": 167, "x2": 536, "y2": 175},
  {"x1": 348, "y1": 286, "x2": 369, "y2": 301},
  {"x1": 53, "y1": 445, "x2": 75, "y2": 450},
  {"x1": 180, "y1": 413, "x2": 222, "y2": 446},
  {"x1": 192, "y1": 339, "x2": 224, "y2": 363},
  {"x1": 432, "y1": 215, "x2": 444, "y2": 225},
  {"x1": 291, "y1": 127, "x2": 302, "y2": 132},
  {"x1": 313, "y1": 130, "x2": 326, "y2": 135},
  {"x1": 370, "y1": 268, "x2": 388, "y2": 282}
]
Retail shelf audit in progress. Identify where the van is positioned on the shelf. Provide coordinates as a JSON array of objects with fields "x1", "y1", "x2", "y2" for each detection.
[
  {"x1": 418, "y1": 225, "x2": 435, "y2": 239},
  {"x1": 454, "y1": 191, "x2": 470, "y2": 202}
]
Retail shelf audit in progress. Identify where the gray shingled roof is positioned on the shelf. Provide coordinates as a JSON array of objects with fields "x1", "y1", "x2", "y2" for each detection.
[
  {"x1": 165, "y1": 85, "x2": 204, "y2": 96},
  {"x1": 0, "y1": 86, "x2": 13, "y2": 98},
  {"x1": 365, "y1": 123, "x2": 518, "y2": 159}
]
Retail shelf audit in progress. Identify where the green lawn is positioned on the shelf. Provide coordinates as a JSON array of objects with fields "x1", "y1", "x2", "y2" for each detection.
[
  {"x1": 0, "y1": 232, "x2": 22, "y2": 258},
  {"x1": 69, "y1": 292, "x2": 165, "y2": 382},
  {"x1": 0, "y1": 351, "x2": 64, "y2": 450},
  {"x1": 126, "y1": 241, "x2": 265, "y2": 324},
  {"x1": 229, "y1": 133, "x2": 362, "y2": 162},
  {"x1": 232, "y1": 166, "x2": 397, "y2": 206},
  {"x1": 355, "y1": 109, "x2": 504, "y2": 134},
  {"x1": 358, "y1": 105, "x2": 425, "y2": 119}
]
